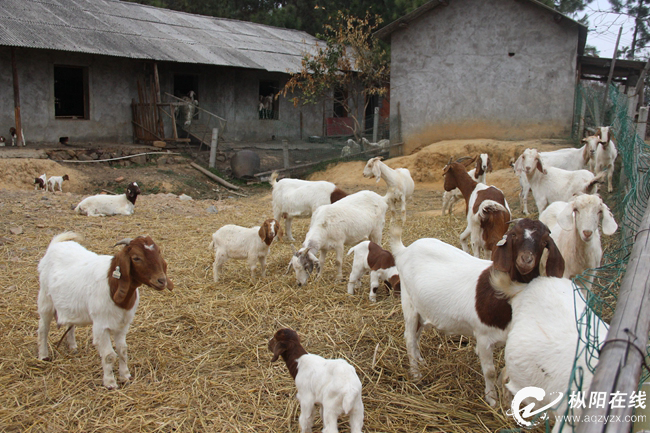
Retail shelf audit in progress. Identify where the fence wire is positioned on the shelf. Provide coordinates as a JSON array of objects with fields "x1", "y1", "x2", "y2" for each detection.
[{"x1": 555, "y1": 83, "x2": 650, "y2": 432}]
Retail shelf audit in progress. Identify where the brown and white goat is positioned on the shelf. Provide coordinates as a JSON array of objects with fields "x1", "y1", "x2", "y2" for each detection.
[
  {"x1": 209, "y1": 219, "x2": 282, "y2": 282},
  {"x1": 443, "y1": 160, "x2": 511, "y2": 259},
  {"x1": 442, "y1": 153, "x2": 492, "y2": 215},
  {"x1": 37, "y1": 232, "x2": 173, "y2": 389},
  {"x1": 47, "y1": 174, "x2": 69, "y2": 192},
  {"x1": 34, "y1": 173, "x2": 47, "y2": 191},
  {"x1": 268, "y1": 328, "x2": 364, "y2": 433},
  {"x1": 347, "y1": 240, "x2": 400, "y2": 302},
  {"x1": 390, "y1": 219, "x2": 564, "y2": 406}
]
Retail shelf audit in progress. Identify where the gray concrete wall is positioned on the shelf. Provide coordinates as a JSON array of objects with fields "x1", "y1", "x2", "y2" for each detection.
[
  {"x1": 389, "y1": 0, "x2": 580, "y2": 154},
  {"x1": 0, "y1": 47, "x2": 325, "y2": 145},
  {"x1": 0, "y1": 47, "x2": 143, "y2": 144}
]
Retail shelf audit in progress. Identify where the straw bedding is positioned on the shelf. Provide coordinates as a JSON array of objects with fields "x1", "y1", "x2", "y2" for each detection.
[{"x1": 1, "y1": 156, "x2": 547, "y2": 432}]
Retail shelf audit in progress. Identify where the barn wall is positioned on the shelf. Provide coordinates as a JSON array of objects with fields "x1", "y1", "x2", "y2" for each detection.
[
  {"x1": 389, "y1": 0, "x2": 580, "y2": 154},
  {"x1": 0, "y1": 47, "x2": 324, "y2": 145},
  {"x1": 0, "y1": 47, "x2": 142, "y2": 144},
  {"x1": 158, "y1": 64, "x2": 325, "y2": 143}
]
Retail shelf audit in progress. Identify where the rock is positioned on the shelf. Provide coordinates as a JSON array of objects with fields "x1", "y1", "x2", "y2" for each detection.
[
  {"x1": 115, "y1": 176, "x2": 125, "y2": 182},
  {"x1": 10, "y1": 226, "x2": 23, "y2": 235},
  {"x1": 216, "y1": 154, "x2": 227, "y2": 162},
  {"x1": 179, "y1": 194, "x2": 193, "y2": 201},
  {"x1": 153, "y1": 141, "x2": 166, "y2": 148},
  {"x1": 36, "y1": 224, "x2": 45, "y2": 228},
  {"x1": 78, "y1": 154, "x2": 93, "y2": 161},
  {"x1": 206, "y1": 205, "x2": 218, "y2": 214},
  {"x1": 131, "y1": 155, "x2": 147, "y2": 165},
  {"x1": 40, "y1": 196, "x2": 49, "y2": 200},
  {"x1": 89, "y1": 152, "x2": 99, "y2": 160}
]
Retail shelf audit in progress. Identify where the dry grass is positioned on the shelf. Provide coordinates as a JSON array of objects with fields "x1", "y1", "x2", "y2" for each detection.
[{"x1": 0, "y1": 181, "x2": 530, "y2": 433}]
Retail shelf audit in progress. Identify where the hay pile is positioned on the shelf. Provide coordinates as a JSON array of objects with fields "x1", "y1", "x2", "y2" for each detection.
[
  {"x1": 0, "y1": 177, "x2": 531, "y2": 432},
  {"x1": 0, "y1": 159, "x2": 89, "y2": 192}
]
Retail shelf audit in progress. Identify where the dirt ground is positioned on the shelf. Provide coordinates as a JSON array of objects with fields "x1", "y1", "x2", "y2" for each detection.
[{"x1": 0, "y1": 139, "x2": 575, "y2": 433}]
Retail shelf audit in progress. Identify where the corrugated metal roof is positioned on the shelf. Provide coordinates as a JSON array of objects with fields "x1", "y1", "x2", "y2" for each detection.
[{"x1": 0, "y1": 0, "x2": 323, "y2": 73}]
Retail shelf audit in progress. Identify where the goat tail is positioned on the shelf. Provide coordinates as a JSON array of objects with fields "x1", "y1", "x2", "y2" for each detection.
[
  {"x1": 476, "y1": 200, "x2": 508, "y2": 221},
  {"x1": 48, "y1": 232, "x2": 82, "y2": 248},
  {"x1": 390, "y1": 224, "x2": 405, "y2": 259},
  {"x1": 341, "y1": 385, "x2": 359, "y2": 415},
  {"x1": 585, "y1": 171, "x2": 607, "y2": 194},
  {"x1": 270, "y1": 171, "x2": 279, "y2": 186},
  {"x1": 347, "y1": 244, "x2": 358, "y2": 256}
]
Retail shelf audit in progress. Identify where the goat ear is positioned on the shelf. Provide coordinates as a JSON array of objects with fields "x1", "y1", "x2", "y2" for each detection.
[
  {"x1": 557, "y1": 203, "x2": 575, "y2": 231},
  {"x1": 162, "y1": 257, "x2": 174, "y2": 291},
  {"x1": 513, "y1": 155, "x2": 523, "y2": 173},
  {"x1": 372, "y1": 160, "x2": 382, "y2": 182},
  {"x1": 487, "y1": 157, "x2": 493, "y2": 173},
  {"x1": 491, "y1": 234, "x2": 513, "y2": 274},
  {"x1": 109, "y1": 248, "x2": 132, "y2": 304},
  {"x1": 275, "y1": 221, "x2": 284, "y2": 241},
  {"x1": 270, "y1": 341, "x2": 285, "y2": 362},
  {"x1": 543, "y1": 235, "x2": 565, "y2": 278},
  {"x1": 536, "y1": 157, "x2": 546, "y2": 174},
  {"x1": 258, "y1": 223, "x2": 268, "y2": 243},
  {"x1": 582, "y1": 142, "x2": 591, "y2": 163},
  {"x1": 601, "y1": 203, "x2": 618, "y2": 236}
]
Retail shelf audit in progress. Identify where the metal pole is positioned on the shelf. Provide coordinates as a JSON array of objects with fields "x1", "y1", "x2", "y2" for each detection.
[{"x1": 209, "y1": 128, "x2": 218, "y2": 169}]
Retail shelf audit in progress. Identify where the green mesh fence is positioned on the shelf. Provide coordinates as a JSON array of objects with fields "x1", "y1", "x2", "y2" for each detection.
[{"x1": 555, "y1": 83, "x2": 650, "y2": 432}]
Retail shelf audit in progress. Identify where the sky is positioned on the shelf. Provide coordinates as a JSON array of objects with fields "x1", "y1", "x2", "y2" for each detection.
[{"x1": 581, "y1": 0, "x2": 641, "y2": 58}]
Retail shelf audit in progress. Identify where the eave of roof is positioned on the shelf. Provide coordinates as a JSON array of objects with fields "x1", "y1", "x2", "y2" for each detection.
[
  {"x1": 374, "y1": 0, "x2": 588, "y2": 56},
  {"x1": 0, "y1": 0, "x2": 322, "y2": 74}
]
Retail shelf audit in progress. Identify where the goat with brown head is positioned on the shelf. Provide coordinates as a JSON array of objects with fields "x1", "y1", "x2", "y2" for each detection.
[
  {"x1": 491, "y1": 219, "x2": 564, "y2": 284},
  {"x1": 258, "y1": 218, "x2": 283, "y2": 246},
  {"x1": 109, "y1": 236, "x2": 173, "y2": 310}
]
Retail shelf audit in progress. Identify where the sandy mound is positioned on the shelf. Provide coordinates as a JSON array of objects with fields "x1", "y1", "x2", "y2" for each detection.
[
  {"x1": 0, "y1": 159, "x2": 89, "y2": 193},
  {"x1": 308, "y1": 138, "x2": 573, "y2": 189}
]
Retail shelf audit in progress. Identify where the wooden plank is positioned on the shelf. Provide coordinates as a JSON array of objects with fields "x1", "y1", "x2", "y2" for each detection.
[
  {"x1": 11, "y1": 47, "x2": 23, "y2": 146},
  {"x1": 189, "y1": 162, "x2": 241, "y2": 190},
  {"x1": 577, "y1": 203, "x2": 650, "y2": 432}
]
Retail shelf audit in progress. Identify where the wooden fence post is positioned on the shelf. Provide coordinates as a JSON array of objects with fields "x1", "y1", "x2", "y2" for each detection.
[{"x1": 209, "y1": 128, "x2": 218, "y2": 169}]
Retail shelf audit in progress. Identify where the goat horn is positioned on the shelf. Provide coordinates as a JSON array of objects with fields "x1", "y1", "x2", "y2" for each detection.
[
  {"x1": 114, "y1": 238, "x2": 133, "y2": 247},
  {"x1": 455, "y1": 156, "x2": 473, "y2": 163},
  {"x1": 505, "y1": 218, "x2": 523, "y2": 225}
]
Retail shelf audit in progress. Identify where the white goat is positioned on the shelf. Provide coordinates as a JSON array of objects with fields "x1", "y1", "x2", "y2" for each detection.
[
  {"x1": 75, "y1": 182, "x2": 141, "y2": 217},
  {"x1": 269, "y1": 328, "x2": 364, "y2": 433},
  {"x1": 363, "y1": 156, "x2": 414, "y2": 222},
  {"x1": 360, "y1": 137, "x2": 390, "y2": 150},
  {"x1": 442, "y1": 154, "x2": 492, "y2": 216},
  {"x1": 46, "y1": 174, "x2": 69, "y2": 192},
  {"x1": 539, "y1": 194, "x2": 618, "y2": 281},
  {"x1": 341, "y1": 138, "x2": 362, "y2": 157},
  {"x1": 289, "y1": 190, "x2": 388, "y2": 285},
  {"x1": 347, "y1": 240, "x2": 400, "y2": 302},
  {"x1": 515, "y1": 148, "x2": 604, "y2": 213},
  {"x1": 180, "y1": 91, "x2": 198, "y2": 127},
  {"x1": 389, "y1": 220, "x2": 565, "y2": 407},
  {"x1": 208, "y1": 219, "x2": 282, "y2": 282},
  {"x1": 591, "y1": 127, "x2": 618, "y2": 193},
  {"x1": 37, "y1": 232, "x2": 173, "y2": 389},
  {"x1": 271, "y1": 171, "x2": 347, "y2": 241},
  {"x1": 514, "y1": 140, "x2": 597, "y2": 214},
  {"x1": 497, "y1": 276, "x2": 608, "y2": 433}
]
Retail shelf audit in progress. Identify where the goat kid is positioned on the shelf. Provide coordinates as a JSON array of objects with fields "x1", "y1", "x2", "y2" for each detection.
[
  {"x1": 363, "y1": 156, "x2": 414, "y2": 222},
  {"x1": 515, "y1": 148, "x2": 604, "y2": 213},
  {"x1": 347, "y1": 241, "x2": 400, "y2": 302},
  {"x1": 34, "y1": 173, "x2": 47, "y2": 191},
  {"x1": 443, "y1": 160, "x2": 511, "y2": 259},
  {"x1": 289, "y1": 190, "x2": 388, "y2": 285},
  {"x1": 47, "y1": 174, "x2": 69, "y2": 192},
  {"x1": 75, "y1": 182, "x2": 141, "y2": 216},
  {"x1": 209, "y1": 219, "x2": 282, "y2": 282},
  {"x1": 269, "y1": 328, "x2": 364, "y2": 433},
  {"x1": 37, "y1": 232, "x2": 173, "y2": 389},
  {"x1": 390, "y1": 220, "x2": 564, "y2": 406},
  {"x1": 442, "y1": 153, "x2": 492, "y2": 216},
  {"x1": 271, "y1": 171, "x2": 348, "y2": 241},
  {"x1": 514, "y1": 140, "x2": 597, "y2": 214},
  {"x1": 539, "y1": 194, "x2": 617, "y2": 281}
]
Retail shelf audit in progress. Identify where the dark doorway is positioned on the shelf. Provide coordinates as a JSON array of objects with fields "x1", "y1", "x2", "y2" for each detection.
[{"x1": 54, "y1": 66, "x2": 89, "y2": 119}]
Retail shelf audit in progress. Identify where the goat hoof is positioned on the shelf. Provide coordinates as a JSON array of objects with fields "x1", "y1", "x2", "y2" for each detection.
[
  {"x1": 104, "y1": 379, "x2": 118, "y2": 390},
  {"x1": 120, "y1": 373, "x2": 132, "y2": 382},
  {"x1": 39, "y1": 356, "x2": 52, "y2": 362}
]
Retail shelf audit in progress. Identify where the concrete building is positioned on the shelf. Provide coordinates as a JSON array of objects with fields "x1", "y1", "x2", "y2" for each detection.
[
  {"x1": 0, "y1": 0, "x2": 330, "y2": 145},
  {"x1": 375, "y1": 0, "x2": 588, "y2": 154}
]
